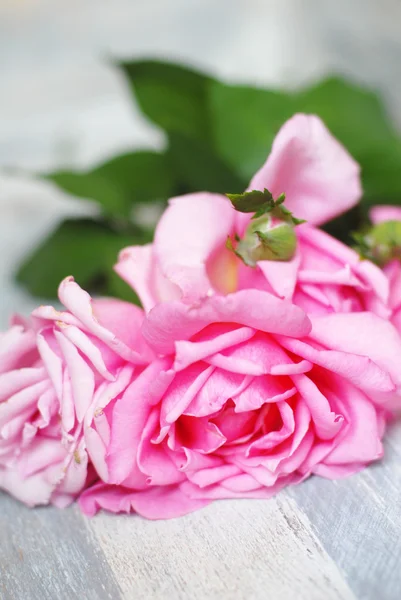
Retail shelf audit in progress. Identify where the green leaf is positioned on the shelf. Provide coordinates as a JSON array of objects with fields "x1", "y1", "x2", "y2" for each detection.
[
  {"x1": 168, "y1": 133, "x2": 246, "y2": 194},
  {"x1": 296, "y1": 77, "x2": 396, "y2": 157},
  {"x1": 209, "y1": 83, "x2": 295, "y2": 179},
  {"x1": 45, "y1": 151, "x2": 174, "y2": 218},
  {"x1": 359, "y1": 139, "x2": 401, "y2": 206},
  {"x1": 119, "y1": 60, "x2": 214, "y2": 142},
  {"x1": 46, "y1": 171, "x2": 128, "y2": 217},
  {"x1": 16, "y1": 218, "x2": 149, "y2": 300}
]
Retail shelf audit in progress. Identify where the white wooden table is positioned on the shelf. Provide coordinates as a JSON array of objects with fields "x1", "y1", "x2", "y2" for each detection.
[{"x1": 1, "y1": 2, "x2": 401, "y2": 598}]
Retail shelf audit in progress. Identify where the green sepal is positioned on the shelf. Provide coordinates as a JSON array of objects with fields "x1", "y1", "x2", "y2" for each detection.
[
  {"x1": 226, "y1": 188, "x2": 305, "y2": 224},
  {"x1": 353, "y1": 220, "x2": 401, "y2": 265},
  {"x1": 254, "y1": 224, "x2": 297, "y2": 261}
]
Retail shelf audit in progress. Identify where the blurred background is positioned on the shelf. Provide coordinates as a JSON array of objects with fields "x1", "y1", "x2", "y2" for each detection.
[{"x1": 2, "y1": 0, "x2": 401, "y2": 327}]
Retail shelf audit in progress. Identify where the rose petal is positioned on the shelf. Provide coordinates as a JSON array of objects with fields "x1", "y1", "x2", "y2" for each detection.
[
  {"x1": 0, "y1": 326, "x2": 37, "y2": 374},
  {"x1": 258, "y1": 251, "x2": 301, "y2": 300},
  {"x1": 277, "y1": 336, "x2": 395, "y2": 392},
  {"x1": 370, "y1": 205, "x2": 401, "y2": 224},
  {"x1": 143, "y1": 290, "x2": 311, "y2": 354},
  {"x1": 54, "y1": 330, "x2": 95, "y2": 423},
  {"x1": 291, "y1": 374, "x2": 343, "y2": 440},
  {"x1": 79, "y1": 482, "x2": 209, "y2": 519},
  {"x1": 107, "y1": 359, "x2": 173, "y2": 485},
  {"x1": 114, "y1": 245, "x2": 158, "y2": 312},
  {"x1": 58, "y1": 277, "x2": 152, "y2": 364},
  {"x1": 248, "y1": 114, "x2": 362, "y2": 226},
  {"x1": 174, "y1": 327, "x2": 255, "y2": 371},
  {"x1": 154, "y1": 192, "x2": 235, "y2": 301},
  {"x1": 310, "y1": 312, "x2": 401, "y2": 388}
]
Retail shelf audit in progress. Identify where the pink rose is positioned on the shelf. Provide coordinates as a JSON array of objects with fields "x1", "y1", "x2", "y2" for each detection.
[
  {"x1": 369, "y1": 205, "x2": 401, "y2": 332},
  {"x1": 79, "y1": 290, "x2": 401, "y2": 519},
  {"x1": 116, "y1": 114, "x2": 388, "y2": 319},
  {"x1": 0, "y1": 277, "x2": 151, "y2": 507},
  {"x1": 79, "y1": 115, "x2": 401, "y2": 519}
]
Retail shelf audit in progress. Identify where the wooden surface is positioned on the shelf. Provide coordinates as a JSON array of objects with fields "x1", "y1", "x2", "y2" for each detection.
[
  {"x1": 1, "y1": 2, "x2": 401, "y2": 598},
  {"x1": 1, "y1": 422, "x2": 401, "y2": 600}
]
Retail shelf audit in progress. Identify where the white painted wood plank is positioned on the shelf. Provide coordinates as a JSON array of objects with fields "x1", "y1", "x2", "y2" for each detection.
[
  {"x1": 288, "y1": 420, "x2": 401, "y2": 600},
  {"x1": 0, "y1": 496, "x2": 122, "y2": 600},
  {"x1": 89, "y1": 496, "x2": 356, "y2": 600}
]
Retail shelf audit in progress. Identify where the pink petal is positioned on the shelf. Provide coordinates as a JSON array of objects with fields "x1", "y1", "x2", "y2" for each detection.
[
  {"x1": 258, "y1": 251, "x2": 301, "y2": 300},
  {"x1": 60, "y1": 368, "x2": 75, "y2": 432},
  {"x1": 299, "y1": 226, "x2": 389, "y2": 305},
  {"x1": 232, "y1": 376, "x2": 297, "y2": 413},
  {"x1": 0, "y1": 367, "x2": 46, "y2": 403},
  {"x1": 37, "y1": 329, "x2": 63, "y2": 401},
  {"x1": 277, "y1": 336, "x2": 395, "y2": 392},
  {"x1": 310, "y1": 312, "x2": 401, "y2": 387},
  {"x1": 79, "y1": 482, "x2": 209, "y2": 519},
  {"x1": 312, "y1": 462, "x2": 367, "y2": 478},
  {"x1": 0, "y1": 466, "x2": 58, "y2": 506},
  {"x1": 385, "y1": 261, "x2": 401, "y2": 312},
  {"x1": 278, "y1": 430, "x2": 315, "y2": 474},
  {"x1": 115, "y1": 245, "x2": 181, "y2": 311},
  {"x1": 186, "y1": 464, "x2": 240, "y2": 488},
  {"x1": 137, "y1": 410, "x2": 186, "y2": 486},
  {"x1": 221, "y1": 472, "x2": 268, "y2": 492},
  {"x1": 291, "y1": 375, "x2": 343, "y2": 440},
  {"x1": 114, "y1": 245, "x2": 158, "y2": 312},
  {"x1": 58, "y1": 438, "x2": 89, "y2": 496},
  {"x1": 154, "y1": 192, "x2": 235, "y2": 301},
  {"x1": 246, "y1": 401, "x2": 295, "y2": 455},
  {"x1": 143, "y1": 290, "x2": 311, "y2": 354},
  {"x1": 85, "y1": 427, "x2": 108, "y2": 482},
  {"x1": 370, "y1": 205, "x2": 401, "y2": 224},
  {"x1": 249, "y1": 114, "x2": 362, "y2": 226},
  {"x1": 85, "y1": 364, "x2": 134, "y2": 426},
  {"x1": 106, "y1": 359, "x2": 173, "y2": 485},
  {"x1": 56, "y1": 324, "x2": 115, "y2": 381},
  {"x1": 172, "y1": 415, "x2": 226, "y2": 454},
  {"x1": 54, "y1": 330, "x2": 95, "y2": 423},
  {"x1": 178, "y1": 449, "x2": 225, "y2": 472},
  {"x1": 58, "y1": 277, "x2": 152, "y2": 364},
  {"x1": 297, "y1": 265, "x2": 364, "y2": 287},
  {"x1": 322, "y1": 380, "x2": 383, "y2": 465},
  {"x1": 180, "y1": 473, "x2": 301, "y2": 500},
  {"x1": 174, "y1": 327, "x2": 255, "y2": 372},
  {"x1": 0, "y1": 326, "x2": 37, "y2": 374},
  {"x1": 18, "y1": 438, "x2": 66, "y2": 478},
  {"x1": 205, "y1": 332, "x2": 311, "y2": 377},
  {"x1": 0, "y1": 380, "x2": 49, "y2": 428},
  {"x1": 277, "y1": 401, "x2": 314, "y2": 472},
  {"x1": 92, "y1": 298, "x2": 152, "y2": 361},
  {"x1": 36, "y1": 388, "x2": 58, "y2": 427},
  {"x1": 161, "y1": 364, "x2": 214, "y2": 424},
  {"x1": 184, "y1": 370, "x2": 249, "y2": 417}
]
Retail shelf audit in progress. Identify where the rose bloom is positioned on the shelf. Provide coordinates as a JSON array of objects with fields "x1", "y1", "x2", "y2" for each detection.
[
  {"x1": 79, "y1": 115, "x2": 401, "y2": 519},
  {"x1": 0, "y1": 278, "x2": 151, "y2": 507}
]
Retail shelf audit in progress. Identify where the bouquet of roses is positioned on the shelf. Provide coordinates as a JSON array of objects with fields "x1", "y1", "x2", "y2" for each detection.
[{"x1": 1, "y1": 114, "x2": 401, "y2": 520}]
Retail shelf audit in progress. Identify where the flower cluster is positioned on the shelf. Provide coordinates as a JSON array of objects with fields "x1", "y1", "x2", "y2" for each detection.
[{"x1": 1, "y1": 114, "x2": 401, "y2": 520}]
